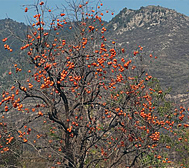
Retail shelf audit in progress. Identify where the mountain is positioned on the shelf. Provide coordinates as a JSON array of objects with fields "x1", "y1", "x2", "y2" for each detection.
[
  {"x1": 1, "y1": 5, "x2": 189, "y2": 96},
  {"x1": 0, "y1": 18, "x2": 28, "y2": 57},
  {"x1": 0, "y1": 19, "x2": 30, "y2": 91},
  {"x1": 105, "y1": 5, "x2": 189, "y2": 95}
]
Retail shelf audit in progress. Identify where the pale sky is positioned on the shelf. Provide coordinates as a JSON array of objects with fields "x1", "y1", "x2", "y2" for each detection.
[{"x1": 0, "y1": 0, "x2": 189, "y2": 23}]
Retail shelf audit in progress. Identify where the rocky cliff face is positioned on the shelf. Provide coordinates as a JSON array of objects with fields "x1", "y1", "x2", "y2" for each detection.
[{"x1": 107, "y1": 5, "x2": 189, "y2": 33}]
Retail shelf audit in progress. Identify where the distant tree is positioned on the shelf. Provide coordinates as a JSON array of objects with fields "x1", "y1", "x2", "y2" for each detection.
[{"x1": 1, "y1": 1, "x2": 189, "y2": 168}]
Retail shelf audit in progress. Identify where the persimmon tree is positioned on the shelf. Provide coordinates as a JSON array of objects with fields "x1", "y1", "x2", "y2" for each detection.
[{"x1": 1, "y1": 0, "x2": 189, "y2": 168}]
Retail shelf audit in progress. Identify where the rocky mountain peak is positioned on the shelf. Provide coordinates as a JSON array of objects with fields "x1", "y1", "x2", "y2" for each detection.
[{"x1": 107, "y1": 5, "x2": 189, "y2": 34}]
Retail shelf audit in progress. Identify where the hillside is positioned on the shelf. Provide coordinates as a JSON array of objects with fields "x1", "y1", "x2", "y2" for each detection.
[
  {"x1": 0, "y1": 19, "x2": 30, "y2": 91},
  {"x1": 105, "y1": 5, "x2": 189, "y2": 95}
]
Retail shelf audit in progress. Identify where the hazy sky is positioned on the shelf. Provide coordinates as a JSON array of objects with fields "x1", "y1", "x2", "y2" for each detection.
[{"x1": 0, "y1": 0, "x2": 189, "y2": 23}]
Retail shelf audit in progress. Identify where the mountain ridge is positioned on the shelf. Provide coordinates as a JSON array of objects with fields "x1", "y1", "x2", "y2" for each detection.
[
  {"x1": 106, "y1": 5, "x2": 189, "y2": 33},
  {"x1": 0, "y1": 5, "x2": 189, "y2": 96}
]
